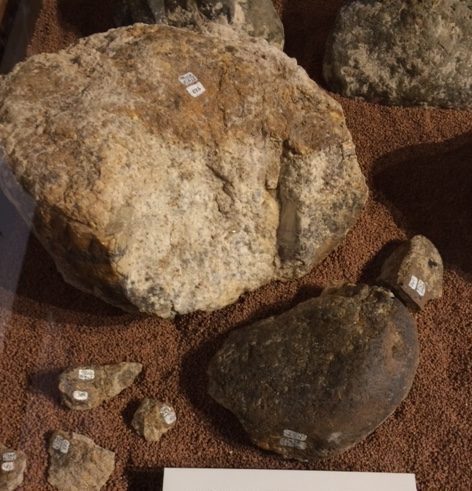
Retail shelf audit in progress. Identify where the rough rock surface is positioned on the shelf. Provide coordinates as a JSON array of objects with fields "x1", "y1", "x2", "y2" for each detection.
[
  {"x1": 59, "y1": 362, "x2": 142, "y2": 410},
  {"x1": 379, "y1": 235, "x2": 443, "y2": 311},
  {"x1": 114, "y1": 0, "x2": 285, "y2": 48},
  {"x1": 132, "y1": 398, "x2": 177, "y2": 442},
  {"x1": 208, "y1": 284, "x2": 419, "y2": 459},
  {"x1": 0, "y1": 445, "x2": 26, "y2": 491},
  {"x1": 47, "y1": 431, "x2": 115, "y2": 491},
  {"x1": 323, "y1": 0, "x2": 472, "y2": 108},
  {"x1": 0, "y1": 24, "x2": 368, "y2": 317}
]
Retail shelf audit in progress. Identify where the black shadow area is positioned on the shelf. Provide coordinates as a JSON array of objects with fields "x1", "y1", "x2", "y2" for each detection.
[
  {"x1": 57, "y1": 0, "x2": 116, "y2": 36},
  {"x1": 282, "y1": 0, "x2": 344, "y2": 84},
  {"x1": 127, "y1": 468, "x2": 164, "y2": 491},
  {"x1": 373, "y1": 132, "x2": 472, "y2": 277}
]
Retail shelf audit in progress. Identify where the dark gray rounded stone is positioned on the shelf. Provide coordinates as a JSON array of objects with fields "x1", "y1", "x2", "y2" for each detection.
[
  {"x1": 114, "y1": 0, "x2": 285, "y2": 48},
  {"x1": 208, "y1": 284, "x2": 419, "y2": 459},
  {"x1": 323, "y1": 0, "x2": 472, "y2": 108}
]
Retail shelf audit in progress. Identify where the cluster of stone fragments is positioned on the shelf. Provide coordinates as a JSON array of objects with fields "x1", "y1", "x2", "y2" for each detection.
[
  {"x1": 0, "y1": 0, "x2": 465, "y2": 489},
  {"x1": 1, "y1": 362, "x2": 176, "y2": 491},
  {"x1": 0, "y1": 233, "x2": 444, "y2": 491}
]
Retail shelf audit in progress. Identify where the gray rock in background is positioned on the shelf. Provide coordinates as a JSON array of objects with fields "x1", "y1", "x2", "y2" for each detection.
[
  {"x1": 132, "y1": 399, "x2": 177, "y2": 442},
  {"x1": 114, "y1": 0, "x2": 285, "y2": 48},
  {"x1": 323, "y1": 0, "x2": 472, "y2": 108},
  {"x1": 0, "y1": 445, "x2": 27, "y2": 491},
  {"x1": 379, "y1": 235, "x2": 443, "y2": 311},
  {"x1": 59, "y1": 363, "x2": 142, "y2": 410},
  {"x1": 208, "y1": 284, "x2": 419, "y2": 459},
  {"x1": 0, "y1": 24, "x2": 367, "y2": 318},
  {"x1": 47, "y1": 431, "x2": 115, "y2": 491}
]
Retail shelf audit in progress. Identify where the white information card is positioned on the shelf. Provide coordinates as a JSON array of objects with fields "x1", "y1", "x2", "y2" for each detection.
[{"x1": 163, "y1": 468, "x2": 417, "y2": 491}]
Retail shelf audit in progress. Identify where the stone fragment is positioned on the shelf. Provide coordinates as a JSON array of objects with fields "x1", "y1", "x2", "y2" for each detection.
[
  {"x1": 379, "y1": 235, "x2": 443, "y2": 311},
  {"x1": 58, "y1": 362, "x2": 142, "y2": 410},
  {"x1": 47, "y1": 431, "x2": 115, "y2": 491},
  {"x1": 323, "y1": 0, "x2": 472, "y2": 108},
  {"x1": 208, "y1": 284, "x2": 419, "y2": 459},
  {"x1": 0, "y1": 445, "x2": 26, "y2": 491},
  {"x1": 0, "y1": 24, "x2": 368, "y2": 317},
  {"x1": 114, "y1": 0, "x2": 285, "y2": 48},
  {"x1": 132, "y1": 398, "x2": 177, "y2": 442}
]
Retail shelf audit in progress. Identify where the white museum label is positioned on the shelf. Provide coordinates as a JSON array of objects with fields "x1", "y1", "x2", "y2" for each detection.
[
  {"x1": 78, "y1": 368, "x2": 95, "y2": 381},
  {"x1": 72, "y1": 390, "x2": 89, "y2": 401},
  {"x1": 160, "y1": 405, "x2": 177, "y2": 425},
  {"x1": 52, "y1": 436, "x2": 70, "y2": 455},
  {"x1": 179, "y1": 72, "x2": 198, "y2": 87},
  {"x1": 2, "y1": 452, "x2": 16, "y2": 462},
  {"x1": 1, "y1": 462, "x2": 15, "y2": 472},
  {"x1": 163, "y1": 468, "x2": 417, "y2": 491},
  {"x1": 408, "y1": 275, "x2": 426, "y2": 297},
  {"x1": 186, "y1": 82, "x2": 206, "y2": 98}
]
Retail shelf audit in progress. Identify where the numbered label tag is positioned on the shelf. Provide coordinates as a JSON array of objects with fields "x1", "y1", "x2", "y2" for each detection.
[
  {"x1": 78, "y1": 369, "x2": 95, "y2": 381},
  {"x1": 2, "y1": 452, "x2": 16, "y2": 462},
  {"x1": 160, "y1": 405, "x2": 177, "y2": 425},
  {"x1": 178, "y1": 72, "x2": 198, "y2": 87},
  {"x1": 408, "y1": 275, "x2": 426, "y2": 297},
  {"x1": 179, "y1": 72, "x2": 206, "y2": 98},
  {"x1": 72, "y1": 390, "x2": 89, "y2": 401},
  {"x1": 186, "y1": 82, "x2": 206, "y2": 98},
  {"x1": 52, "y1": 436, "x2": 70, "y2": 455},
  {"x1": 416, "y1": 279, "x2": 426, "y2": 297},
  {"x1": 280, "y1": 429, "x2": 307, "y2": 450},
  {"x1": 1, "y1": 462, "x2": 14, "y2": 472}
]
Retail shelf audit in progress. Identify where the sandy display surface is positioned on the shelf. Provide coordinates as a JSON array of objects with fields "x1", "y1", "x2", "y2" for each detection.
[{"x1": 0, "y1": 1, "x2": 471, "y2": 489}]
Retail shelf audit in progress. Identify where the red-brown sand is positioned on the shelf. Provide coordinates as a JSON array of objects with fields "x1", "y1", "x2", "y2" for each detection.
[{"x1": 0, "y1": 1, "x2": 471, "y2": 490}]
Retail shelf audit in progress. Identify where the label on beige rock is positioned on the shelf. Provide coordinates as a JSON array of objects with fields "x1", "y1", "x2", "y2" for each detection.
[
  {"x1": 179, "y1": 72, "x2": 198, "y2": 86},
  {"x1": 72, "y1": 390, "x2": 89, "y2": 401},
  {"x1": 163, "y1": 468, "x2": 417, "y2": 491},
  {"x1": 78, "y1": 369, "x2": 95, "y2": 381},
  {"x1": 186, "y1": 82, "x2": 206, "y2": 97},
  {"x1": 160, "y1": 405, "x2": 176, "y2": 425},
  {"x1": 1, "y1": 462, "x2": 14, "y2": 472},
  {"x1": 416, "y1": 279, "x2": 426, "y2": 297},
  {"x1": 2, "y1": 452, "x2": 16, "y2": 462},
  {"x1": 52, "y1": 436, "x2": 70, "y2": 455},
  {"x1": 408, "y1": 275, "x2": 426, "y2": 297}
]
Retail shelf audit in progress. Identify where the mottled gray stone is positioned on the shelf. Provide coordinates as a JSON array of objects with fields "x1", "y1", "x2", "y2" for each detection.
[
  {"x1": 114, "y1": 0, "x2": 285, "y2": 48},
  {"x1": 208, "y1": 284, "x2": 419, "y2": 459},
  {"x1": 132, "y1": 399, "x2": 177, "y2": 442},
  {"x1": 0, "y1": 24, "x2": 367, "y2": 317},
  {"x1": 379, "y1": 235, "x2": 443, "y2": 311},
  {"x1": 323, "y1": 0, "x2": 472, "y2": 108},
  {"x1": 47, "y1": 431, "x2": 115, "y2": 491},
  {"x1": 59, "y1": 363, "x2": 142, "y2": 410},
  {"x1": 0, "y1": 446, "x2": 26, "y2": 491}
]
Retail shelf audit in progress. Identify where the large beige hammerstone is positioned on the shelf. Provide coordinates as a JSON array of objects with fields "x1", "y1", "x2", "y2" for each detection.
[{"x1": 0, "y1": 24, "x2": 367, "y2": 317}]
